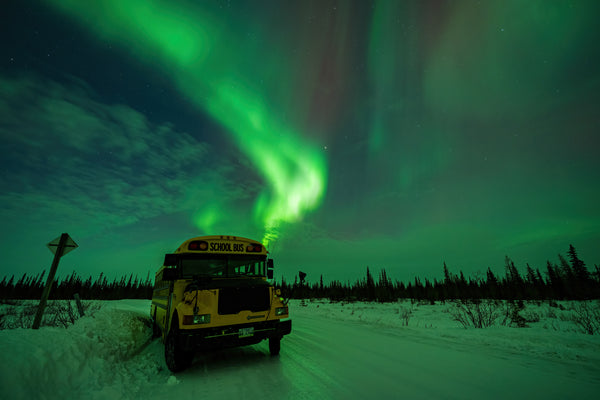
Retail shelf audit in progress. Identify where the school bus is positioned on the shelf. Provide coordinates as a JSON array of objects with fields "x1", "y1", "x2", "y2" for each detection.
[{"x1": 151, "y1": 235, "x2": 291, "y2": 372}]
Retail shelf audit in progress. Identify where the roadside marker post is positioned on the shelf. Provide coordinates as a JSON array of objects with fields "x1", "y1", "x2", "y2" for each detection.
[
  {"x1": 74, "y1": 293, "x2": 85, "y2": 317},
  {"x1": 32, "y1": 233, "x2": 78, "y2": 329}
]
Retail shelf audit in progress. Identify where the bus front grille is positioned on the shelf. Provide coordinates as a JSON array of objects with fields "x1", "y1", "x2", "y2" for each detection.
[{"x1": 218, "y1": 286, "x2": 270, "y2": 315}]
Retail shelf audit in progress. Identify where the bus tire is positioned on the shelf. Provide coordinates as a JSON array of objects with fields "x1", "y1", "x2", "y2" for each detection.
[
  {"x1": 269, "y1": 336, "x2": 281, "y2": 356},
  {"x1": 165, "y1": 315, "x2": 193, "y2": 372}
]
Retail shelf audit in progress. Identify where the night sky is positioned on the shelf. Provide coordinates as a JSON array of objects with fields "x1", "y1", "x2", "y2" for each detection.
[{"x1": 1, "y1": 0, "x2": 599, "y2": 284}]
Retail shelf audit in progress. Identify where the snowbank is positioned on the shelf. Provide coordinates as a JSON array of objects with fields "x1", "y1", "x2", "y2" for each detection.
[{"x1": 0, "y1": 300, "x2": 158, "y2": 400}]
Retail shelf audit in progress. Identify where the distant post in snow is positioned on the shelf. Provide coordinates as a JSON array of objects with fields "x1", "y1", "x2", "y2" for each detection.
[
  {"x1": 74, "y1": 293, "x2": 85, "y2": 317},
  {"x1": 32, "y1": 233, "x2": 78, "y2": 329}
]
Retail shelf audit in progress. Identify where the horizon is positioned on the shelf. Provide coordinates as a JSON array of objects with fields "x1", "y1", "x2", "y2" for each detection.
[{"x1": 1, "y1": 242, "x2": 595, "y2": 288}]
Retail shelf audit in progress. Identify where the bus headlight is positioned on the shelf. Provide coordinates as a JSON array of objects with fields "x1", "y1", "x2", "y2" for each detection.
[
  {"x1": 275, "y1": 307, "x2": 288, "y2": 316},
  {"x1": 183, "y1": 314, "x2": 211, "y2": 325}
]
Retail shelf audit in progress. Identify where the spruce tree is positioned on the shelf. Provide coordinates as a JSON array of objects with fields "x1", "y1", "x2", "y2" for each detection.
[
  {"x1": 568, "y1": 244, "x2": 592, "y2": 298},
  {"x1": 546, "y1": 261, "x2": 564, "y2": 299},
  {"x1": 365, "y1": 267, "x2": 375, "y2": 300},
  {"x1": 486, "y1": 268, "x2": 499, "y2": 299},
  {"x1": 568, "y1": 245, "x2": 590, "y2": 281},
  {"x1": 443, "y1": 262, "x2": 452, "y2": 284},
  {"x1": 525, "y1": 264, "x2": 539, "y2": 299}
]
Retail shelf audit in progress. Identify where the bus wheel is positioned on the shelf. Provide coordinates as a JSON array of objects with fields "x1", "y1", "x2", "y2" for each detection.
[
  {"x1": 165, "y1": 318, "x2": 193, "y2": 372},
  {"x1": 269, "y1": 336, "x2": 281, "y2": 356}
]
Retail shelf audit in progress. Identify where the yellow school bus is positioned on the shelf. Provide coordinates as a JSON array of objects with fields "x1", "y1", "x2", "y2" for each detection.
[{"x1": 151, "y1": 235, "x2": 291, "y2": 372}]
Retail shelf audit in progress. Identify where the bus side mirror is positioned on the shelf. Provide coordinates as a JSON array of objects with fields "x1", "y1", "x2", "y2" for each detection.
[
  {"x1": 164, "y1": 253, "x2": 178, "y2": 266},
  {"x1": 267, "y1": 259, "x2": 274, "y2": 280},
  {"x1": 162, "y1": 268, "x2": 178, "y2": 281}
]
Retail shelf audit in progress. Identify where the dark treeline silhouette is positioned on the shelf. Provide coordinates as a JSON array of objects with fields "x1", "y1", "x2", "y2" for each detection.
[
  {"x1": 2, "y1": 245, "x2": 599, "y2": 301},
  {"x1": 279, "y1": 245, "x2": 600, "y2": 302},
  {"x1": 0, "y1": 271, "x2": 153, "y2": 300}
]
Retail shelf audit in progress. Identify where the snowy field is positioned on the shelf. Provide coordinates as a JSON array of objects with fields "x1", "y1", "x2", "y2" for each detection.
[{"x1": 1, "y1": 299, "x2": 599, "y2": 399}]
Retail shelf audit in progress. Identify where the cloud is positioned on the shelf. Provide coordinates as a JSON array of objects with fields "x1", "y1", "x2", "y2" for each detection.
[{"x1": 0, "y1": 73, "x2": 254, "y2": 238}]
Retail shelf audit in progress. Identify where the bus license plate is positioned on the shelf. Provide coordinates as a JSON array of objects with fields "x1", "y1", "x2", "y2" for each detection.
[{"x1": 239, "y1": 327, "x2": 254, "y2": 338}]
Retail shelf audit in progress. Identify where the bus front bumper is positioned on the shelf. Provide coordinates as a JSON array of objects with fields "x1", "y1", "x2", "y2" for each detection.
[{"x1": 178, "y1": 319, "x2": 292, "y2": 351}]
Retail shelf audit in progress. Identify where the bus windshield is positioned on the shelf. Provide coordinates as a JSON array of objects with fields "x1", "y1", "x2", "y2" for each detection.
[{"x1": 180, "y1": 255, "x2": 266, "y2": 278}]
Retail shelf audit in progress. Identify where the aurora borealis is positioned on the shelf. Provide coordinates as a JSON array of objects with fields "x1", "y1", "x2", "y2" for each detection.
[{"x1": 1, "y1": 0, "x2": 599, "y2": 283}]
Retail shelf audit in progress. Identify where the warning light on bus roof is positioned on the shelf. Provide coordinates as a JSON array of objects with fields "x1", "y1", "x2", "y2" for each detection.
[
  {"x1": 188, "y1": 241, "x2": 208, "y2": 251},
  {"x1": 246, "y1": 244, "x2": 262, "y2": 252}
]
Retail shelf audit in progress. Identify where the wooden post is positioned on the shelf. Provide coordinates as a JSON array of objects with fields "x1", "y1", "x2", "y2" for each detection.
[
  {"x1": 74, "y1": 293, "x2": 85, "y2": 317},
  {"x1": 32, "y1": 233, "x2": 68, "y2": 329}
]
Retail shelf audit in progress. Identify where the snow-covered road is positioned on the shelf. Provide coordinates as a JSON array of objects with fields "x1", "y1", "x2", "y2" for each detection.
[
  {"x1": 143, "y1": 304, "x2": 600, "y2": 400},
  {"x1": 2, "y1": 300, "x2": 600, "y2": 399},
  {"x1": 281, "y1": 313, "x2": 599, "y2": 400}
]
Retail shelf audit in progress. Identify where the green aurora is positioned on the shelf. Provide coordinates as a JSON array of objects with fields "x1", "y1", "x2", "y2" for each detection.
[
  {"x1": 0, "y1": 0, "x2": 598, "y2": 282},
  {"x1": 45, "y1": 0, "x2": 328, "y2": 246}
]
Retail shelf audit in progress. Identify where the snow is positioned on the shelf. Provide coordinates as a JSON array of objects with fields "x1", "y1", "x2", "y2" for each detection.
[
  {"x1": 293, "y1": 300, "x2": 600, "y2": 366},
  {"x1": 1, "y1": 299, "x2": 599, "y2": 399},
  {"x1": 0, "y1": 300, "x2": 159, "y2": 399}
]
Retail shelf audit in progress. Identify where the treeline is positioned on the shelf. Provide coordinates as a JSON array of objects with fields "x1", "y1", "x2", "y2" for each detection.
[
  {"x1": 280, "y1": 245, "x2": 600, "y2": 302},
  {"x1": 0, "y1": 271, "x2": 153, "y2": 300},
  {"x1": 2, "y1": 245, "x2": 599, "y2": 302}
]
